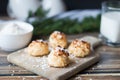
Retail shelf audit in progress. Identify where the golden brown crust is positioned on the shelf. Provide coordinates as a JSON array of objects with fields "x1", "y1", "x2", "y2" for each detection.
[
  {"x1": 49, "y1": 31, "x2": 67, "y2": 48},
  {"x1": 27, "y1": 40, "x2": 49, "y2": 57},
  {"x1": 48, "y1": 46, "x2": 70, "y2": 68},
  {"x1": 68, "y1": 39, "x2": 91, "y2": 57}
]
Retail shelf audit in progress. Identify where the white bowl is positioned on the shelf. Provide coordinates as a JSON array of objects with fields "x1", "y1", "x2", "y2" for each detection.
[{"x1": 0, "y1": 21, "x2": 33, "y2": 51}]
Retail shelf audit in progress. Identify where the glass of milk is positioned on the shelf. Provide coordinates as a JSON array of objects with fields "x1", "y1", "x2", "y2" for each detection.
[{"x1": 100, "y1": 1, "x2": 120, "y2": 47}]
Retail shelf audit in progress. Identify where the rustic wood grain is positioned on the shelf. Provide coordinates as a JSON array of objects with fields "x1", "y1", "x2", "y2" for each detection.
[
  {"x1": 69, "y1": 74, "x2": 120, "y2": 80},
  {"x1": 0, "y1": 76, "x2": 47, "y2": 80},
  {"x1": 7, "y1": 36, "x2": 100, "y2": 80},
  {"x1": 0, "y1": 33, "x2": 120, "y2": 80}
]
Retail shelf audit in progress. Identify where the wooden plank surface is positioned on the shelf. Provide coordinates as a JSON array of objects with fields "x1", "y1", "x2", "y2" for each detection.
[
  {"x1": 0, "y1": 33, "x2": 119, "y2": 80},
  {"x1": 7, "y1": 36, "x2": 100, "y2": 80}
]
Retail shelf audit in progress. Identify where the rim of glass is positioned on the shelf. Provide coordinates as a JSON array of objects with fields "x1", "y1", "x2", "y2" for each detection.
[{"x1": 102, "y1": 1, "x2": 120, "y2": 8}]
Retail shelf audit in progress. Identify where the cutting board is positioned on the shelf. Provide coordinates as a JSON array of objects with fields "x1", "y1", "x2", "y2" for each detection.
[{"x1": 7, "y1": 36, "x2": 101, "y2": 80}]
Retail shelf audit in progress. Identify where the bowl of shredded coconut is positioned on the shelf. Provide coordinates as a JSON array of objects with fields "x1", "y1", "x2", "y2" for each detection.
[{"x1": 0, "y1": 21, "x2": 34, "y2": 51}]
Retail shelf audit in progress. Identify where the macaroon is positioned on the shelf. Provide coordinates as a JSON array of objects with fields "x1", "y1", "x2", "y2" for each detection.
[
  {"x1": 68, "y1": 39, "x2": 91, "y2": 57},
  {"x1": 48, "y1": 46, "x2": 70, "y2": 68},
  {"x1": 49, "y1": 31, "x2": 67, "y2": 49},
  {"x1": 27, "y1": 40, "x2": 49, "y2": 57}
]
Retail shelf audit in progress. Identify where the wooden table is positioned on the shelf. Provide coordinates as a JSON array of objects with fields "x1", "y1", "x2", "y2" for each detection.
[{"x1": 0, "y1": 33, "x2": 120, "y2": 80}]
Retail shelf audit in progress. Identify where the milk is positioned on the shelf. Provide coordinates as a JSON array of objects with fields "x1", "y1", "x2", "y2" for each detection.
[{"x1": 100, "y1": 12, "x2": 120, "y2": 43}]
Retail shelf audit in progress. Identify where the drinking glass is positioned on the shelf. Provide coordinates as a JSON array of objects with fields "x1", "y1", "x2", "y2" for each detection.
[{"x1": 100, "y1": 1, "x2": 120, "y2": 47}]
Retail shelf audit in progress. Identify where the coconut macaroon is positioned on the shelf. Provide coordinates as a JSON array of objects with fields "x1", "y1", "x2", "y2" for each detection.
[
  {"x1": 68, "y1": 39, "x2": 91, "y2": 57},
  {"x1": 27, "y1": 40, "x2": 49, "y2": 57},
  {"x1": 48, "y1": 46, "x2": 70, "y2": 68},
  {"x1": 49, "y1": 31, "x2": 67, "y2": 49}
]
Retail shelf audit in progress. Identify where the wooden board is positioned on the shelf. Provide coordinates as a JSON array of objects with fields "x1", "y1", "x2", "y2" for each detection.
[
  {"x1": 0, "y1": 33, "x2": 118, "y2": 80},
  {"x1": 7, "y1": 36, "x2": 101, "y2": 80}
]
